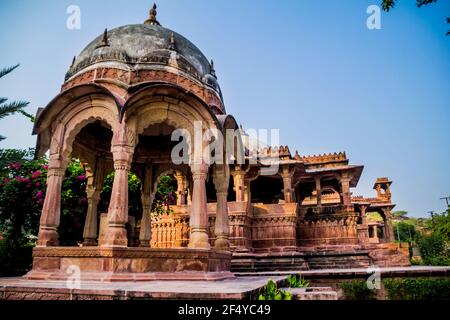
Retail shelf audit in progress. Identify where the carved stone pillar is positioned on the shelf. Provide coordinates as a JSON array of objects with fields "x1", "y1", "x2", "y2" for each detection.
[
  {"x1": 232, "y1": 168, "x2": 245, "y2": 202},
  {"x1": 188, "y1": 163, "x2": 210, "y2": 249},
  {"x1": 175, "y1": 172, "x2": 187, "y2": 206},
  {"x1": 373, "y1": 225, "x2": 379, "y2": 241},
  {"x1": 214, "y1": 166, "x2": 230, "y2": 250},
  {"x1": 82, "y1": 159, "x2": 105, "y2": 246},
  {"x1": 187, "y1": 187, "x2": 192, "y2": 205},
  {"x1": 314, "y1": 175, "x2": 322, "y2": 210},
  {"x1": 359, "y1": 204, "x2": 370, "y2": 227},
  {"x1": 243, "y1": 179, "x2": 250, "y2": 202},
  {"x1": 82, "y1": 185, "x2": 101, "y2": 246},
  {"x1": 139, "y1": 196, "x2": 154, "y2": 247},
  {"x1": 340, "y1": 174, "x2": 352, "y2": 207},
  {"x1": 382, "y1": 207, "x2": 395, "y2": 242},
  {"x1": 101, "y1": 144, "x2": 134, "y2": 247},
  {"x1": 37, "y1": 157, "x2": 68, "y2": 247},
  {"x1": 280, "y1": 167, "x2": 295, "y2": 203},
  {"x1": 139, "y1": 164, "x2": 153, "y2": 247}
]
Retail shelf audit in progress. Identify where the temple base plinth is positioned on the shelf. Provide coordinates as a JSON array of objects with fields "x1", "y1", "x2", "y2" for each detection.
[{"x1": 25, "y1": 247, "x2": 234, "y2": 282}]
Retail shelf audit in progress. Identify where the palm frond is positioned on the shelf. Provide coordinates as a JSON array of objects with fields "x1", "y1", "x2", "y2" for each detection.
[
  {"x1": 0, "y1": 64, "x2": 19, "y2": 79},
  {"x1": 0, "y1": 135, "x2": 5, "y2": 142},
  {"x1": 0, "y1": 100, "x2": 30, "y2": 120},
  {"x1": 416, "y1": 0, "x2": 437, "y2": 8},
  {"x1": 18, "y1": 109, "x2": 35, "y2": 123},
  {"x1": 0, "y1": 97, "x2": 7, "y2": 104},
  {"x1": 447, "y1": 17, "x2": 450, "y2": 36},
  {"x1": 381, "y1": 0, "x2": 396, "y2": 12}
]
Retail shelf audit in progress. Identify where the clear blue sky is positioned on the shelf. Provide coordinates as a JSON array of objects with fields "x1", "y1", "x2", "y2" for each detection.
[{"x1": 0, "y1": 0, "x2": 449, "y2": 217}]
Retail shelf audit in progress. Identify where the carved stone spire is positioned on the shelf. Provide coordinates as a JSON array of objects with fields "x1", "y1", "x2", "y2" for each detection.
[
  {"x1": 96, "y1": 28, "x2": 109, "y2": 48},
  {"x1": 210, "y1": 59, "x2": 216, "y2": 78},
  {"x1": 144, "y1": 3, "x2": 161, "y2": 26},
  {"x1": 71, "y1": 56, "x2": 76, "y2": 67},
  {"x1": 168, "y1": 32, "x2": 176, "y2": 50}
]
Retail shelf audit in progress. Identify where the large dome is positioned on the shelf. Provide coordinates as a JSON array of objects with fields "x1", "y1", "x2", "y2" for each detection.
[{"x1": 65, "y1": 23, "x2": 222, "y2": 98}]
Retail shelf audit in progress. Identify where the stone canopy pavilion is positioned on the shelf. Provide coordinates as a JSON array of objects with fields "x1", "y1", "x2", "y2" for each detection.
[{"x1": 27, "y1": 5, "x2": 408, "y2": 282}]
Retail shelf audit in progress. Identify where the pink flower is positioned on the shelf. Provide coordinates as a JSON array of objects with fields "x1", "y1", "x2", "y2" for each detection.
[
  {"x1": 43, "y1": 165, "x2": 49, "y2": 170},
  {"x1": 76, "y1": 175, "x2": 86, "y2": 182},
  {"x1": 35, "y1": 191, "x2": 44, "y2": 199},
  {"x1": 9, "y1": 162, "x2": 21, "y2": 170},
  {"x1": 31, "y1": 171, "x2": 42, "y2": 179},
  {"x1": 35, "y1": 182, "x2": 41, "y2": 187},
  {"x1": 16, "y1": 177, "x2": 30, "y2": 184}
]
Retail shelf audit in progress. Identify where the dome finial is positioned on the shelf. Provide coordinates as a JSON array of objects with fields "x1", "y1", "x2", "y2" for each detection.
[
  {"x1": 168, "y1": 32, "x2": 176, "y2": 51},
  {"x1": 210, "y1": 59, "x2": 216, "y2": 78},
  {"x1": 96, "y1": 28, "x2": 110, "y2": 48},
  {"x1": 145, "y1": 3, "x2": 161, "y2": 26}
]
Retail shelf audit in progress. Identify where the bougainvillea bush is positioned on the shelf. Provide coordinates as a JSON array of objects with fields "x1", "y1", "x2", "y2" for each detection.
[
  {"x1": 0, "y1": 150, "x2": 88, "y2": 275},
  {"x1": 0, "y1": 150, "x2": 47, "y2": 275},
  {"x1": 0, "y1": 148, "x2": 178, "y2": 275},
  {"x1": 0, "y1": 152, "x2": 47, "y2": 245}
]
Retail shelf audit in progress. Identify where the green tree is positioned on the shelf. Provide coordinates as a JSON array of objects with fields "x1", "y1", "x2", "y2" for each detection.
[
  {"x1": 394, "y1": 221, "x2": 417, "y2": 242},
  {"x1": 416, "y1": 233, "x2": 449, "y2": 266},
  {"x1": 392, "y1": 210, "x2": 408, "y2": 220},
  {"x1": 430, "y1": 208, "x2": 450, "y2": 242},
  {"x1": 0, "y1": 65, "x2": 31, "y2": 141},
  {"x1": 381, "y1": 0, "x2": 437, "y2": 11}
]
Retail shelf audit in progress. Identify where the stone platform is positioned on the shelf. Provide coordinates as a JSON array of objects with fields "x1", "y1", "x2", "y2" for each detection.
[
  {"x1": 0, "y1": 276, "x2": 282, "y2": 300},
  {"x1": 26, "y1": 247, "x2": 233, "y2": 281},
  {"x1": 0, "y1": 276, "x2": 340, "y2": 300}
]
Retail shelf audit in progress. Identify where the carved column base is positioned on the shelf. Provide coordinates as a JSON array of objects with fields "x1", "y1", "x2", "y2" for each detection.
[
  {"x1": 214, "y1": 235, "x2": 230, "y2": 251},
  {"x1": 188, "y1": 228, "x2": 210, "y2": 249},
  {"x1": 82, "y1": 238, "x2": 98, "y2": 247},
  {"x1": 101, "y1": 224, "x2": 128, "y2": 247},
  {"x1": 37, "y1": 226, "x2": 59, "y2": 247},
  {"x1": 139, "y1": 242, "x2": 150, "y2": 247}
]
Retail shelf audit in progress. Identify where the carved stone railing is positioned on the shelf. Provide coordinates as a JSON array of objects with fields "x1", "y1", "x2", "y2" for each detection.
[
  {"x1": 251, "y1": 203, "x2": 298, "y2": 252},
  {"x1": 298, "y1": 210, "x2": 359, "y2": 246}
]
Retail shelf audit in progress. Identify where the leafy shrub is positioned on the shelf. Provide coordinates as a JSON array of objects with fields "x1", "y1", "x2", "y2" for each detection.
[
  {"x1": 416, "y1": 233, "x2": 450, "y2": 266},
  {"x1": 0, "y1": 155, "x2": 47, "y2": 242},
  {"x1": 152, "y1": 175, "x2": 177, "y2": 216},
  {"x1": 393, "y1": 221, "x2": 416, "y2": 243},
  {"x1": 287, "y1": 274, "x2": 309, "y2": 288},
  {"x1": 339, "y1": 281, "x2": 376, "y2": 300},
  {"x1": 383, "y1": 278, "x2": 450, "y2": 300},
  {"x1": 258, "y1": 279, "x2": 293, "y2": 300}
]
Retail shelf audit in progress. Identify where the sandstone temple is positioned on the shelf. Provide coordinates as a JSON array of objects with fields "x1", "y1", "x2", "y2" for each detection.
[{"x1": 27, "y1": 5, "x2": 409, "y2": 281}]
